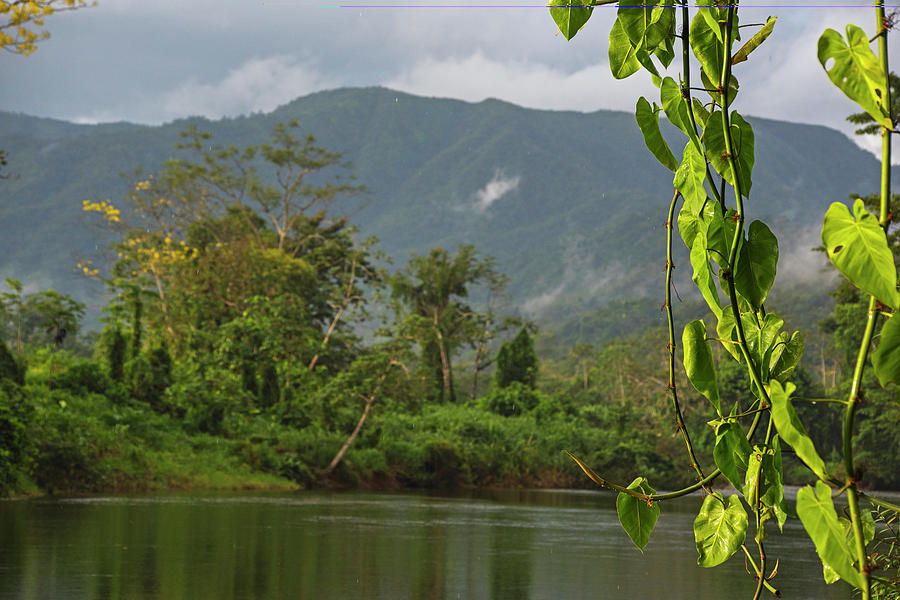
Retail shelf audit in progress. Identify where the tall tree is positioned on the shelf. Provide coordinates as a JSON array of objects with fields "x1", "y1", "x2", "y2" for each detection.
[
  {"x1": 391, "y1": 245, "x2": 500, "y2": 403},
  {"x1": 495, "y1": 326, "x2": 539, "y2": 389}
]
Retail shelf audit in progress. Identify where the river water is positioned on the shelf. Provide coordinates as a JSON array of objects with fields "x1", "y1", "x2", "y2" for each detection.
[{"x1": 0, "y1": 488, "x2": 850, "y2": 599}]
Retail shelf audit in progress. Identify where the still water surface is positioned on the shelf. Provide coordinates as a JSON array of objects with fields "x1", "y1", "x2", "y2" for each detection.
[{"x1": 0, "y1": 489, "x2": 850, "y2": 599}]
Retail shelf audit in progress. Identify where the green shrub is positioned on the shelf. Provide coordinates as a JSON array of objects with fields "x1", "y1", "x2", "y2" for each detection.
[
  {"x1": 481, "y1": 382, "x2": 541, "y2": 417},
  {"x1": 49, "y1": 359, "x2": 110, "y2": 396},
  {"x1": 0, "y1": 382, "x2": 32, "y2": 493},
  {"x1": 0, "y1": 340, "x2": 23, "y2": 386}
]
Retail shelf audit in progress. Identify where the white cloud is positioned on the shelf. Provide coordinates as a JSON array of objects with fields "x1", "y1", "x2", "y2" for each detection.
[
  {"x1": 159, "y1": 55, "x2": 334, "y2": 122},
  {"x1": 774, "y1": 225, "x2": 838, "y2": 286},
  {"x1": 385, "y1": 51, "x2": 657, "y2": 113},
  {"x1": 473, "y1": 170, "x2": 520, "y2": 213}
]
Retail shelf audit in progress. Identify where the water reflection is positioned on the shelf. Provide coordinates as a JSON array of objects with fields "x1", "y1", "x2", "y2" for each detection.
[{"x1": 0, "y1": 489, "x2": 851, "y2": 600}]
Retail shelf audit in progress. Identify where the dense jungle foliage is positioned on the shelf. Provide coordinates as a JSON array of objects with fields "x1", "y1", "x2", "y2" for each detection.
[{"x1": 0, "y1": 122, "x2": 897, "y2": 497}]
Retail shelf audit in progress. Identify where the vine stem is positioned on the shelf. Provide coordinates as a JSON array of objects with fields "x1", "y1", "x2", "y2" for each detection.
[
  {"x1": 666, "y1": 189, "x2": 708, "y2": 485},
  {"x1": 566, "y1": 411, "x2": 762, "y2": 502},
  {"x1": 717, "y1": 5, "x2": 771, "y2": 411},
  {"x1": 741, "y1": 546, "x2": 780, "y2": 597},
  {"x1": 680, "y1": 0, "x2": 724, "y2": 209},
  {"x1": 838, "y1": 6, "x2": 893, "y2": 598}
]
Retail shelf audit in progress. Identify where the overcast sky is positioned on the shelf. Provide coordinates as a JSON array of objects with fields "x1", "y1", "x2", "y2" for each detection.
[{"x1": 2, "y1": 0, "x2": 899, "y2": 157}]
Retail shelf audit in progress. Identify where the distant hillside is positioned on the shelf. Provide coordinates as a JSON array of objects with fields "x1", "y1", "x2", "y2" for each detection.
[{"x1": 0, "y1": 87, "x2": 885, "y2": 326}]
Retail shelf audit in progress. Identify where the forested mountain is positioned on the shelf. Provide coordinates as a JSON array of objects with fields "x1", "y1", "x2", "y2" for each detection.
[{"x1": 0, "y1": 86, "x2": 890, "y2": 321}]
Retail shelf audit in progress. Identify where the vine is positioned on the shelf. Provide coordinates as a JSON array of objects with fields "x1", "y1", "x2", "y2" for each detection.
[{"x1": 547, "y1": 0, "x2": 900, "y2": 597}]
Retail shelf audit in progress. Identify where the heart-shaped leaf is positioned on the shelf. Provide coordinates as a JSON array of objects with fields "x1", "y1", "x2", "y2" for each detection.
[
  {"x1": 549, "y1": 0, "x2": 593, "y2": 41},
  {"x1": 703, "y1": 111, "x2": 755, "y2": 198},
  {"x1": 873, "y1": 314, "x2": 900, "y2": 387},
  {"x1": 683, "y1": 319, "x2": 720, "y2": 414},
  {"x1": 770, "y1": 330, "x2": 804, "y2": 383},
  {"x1": 822, "y1": 199, "x2": 899, "y2": 309},
  {"x1": 616, "y1": 477, "x2": 660, "y2": 552},
  {"x1": 818, "y1": 25, "x2": 891, "y2": 130},
  {"x1": 609, "y1": 17, "x2": 641, "y2": 79},
  {"x1": 797, "y1": 481, "x2": 866, "y2": 589},
  {"x1": 694, "y1": 493, "x2": 747, "y2": 567},
  {"x1": 734, "y1": 220, "x2": 778, "y2": 309},
  {"x1": 713, "y1": 421, "x2": 751, "y2": 491}
]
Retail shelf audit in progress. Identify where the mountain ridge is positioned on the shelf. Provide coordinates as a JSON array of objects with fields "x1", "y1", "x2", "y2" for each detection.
[{"x1": 0, "y1": 86, "x2": 888, "y2": 323}]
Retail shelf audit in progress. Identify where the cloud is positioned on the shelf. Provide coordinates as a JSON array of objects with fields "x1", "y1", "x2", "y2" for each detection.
[
  {"x1": 158, "y1": 55, "x2": 335, "y2": 122},
  {"x1": 773, "y1": 224, "x2": 838, "y2": 286},
  {"x1": 473, "y1": 170, "x2": 520, "y2": 213},
  {"x1": 70, "y1": 55, "x2": 336, "y2": 124},
  {"x1": 385, "y1": 51, "x2": 657, "y2": 113}
]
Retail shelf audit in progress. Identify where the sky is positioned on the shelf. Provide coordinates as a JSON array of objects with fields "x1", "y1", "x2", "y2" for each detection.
[{"x1": 2, "y1": 0, "x2": 900, "y2": 158}]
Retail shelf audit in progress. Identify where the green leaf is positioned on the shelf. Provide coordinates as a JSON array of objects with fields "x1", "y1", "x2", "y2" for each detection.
[
  {"x1": 694, "y1": 493, "x2": 748, "y2": 567},
  {"x1": 713, "y1": 421, "x2": 751, "y2": 491},
  {"x1": 769, "y1": 380, "x2": 828, "y2": 480},
  {"x1": 690, "y1": 11, "x2": 723, "y2": 85},
  {"x1": 692, "y1": 98, "x2": 710, "y2": 130},
  {"x1": 732, "y1": 16, "x2": 776, "y2": 65},
  {"x1": 749, "y1": 313, "x2": 784, "y2": 378},
  {"x1": 690, "y1": 225, "x2": 723, "y2": 318},
  {"x1": 873, "y1": 315, "x2": 900, "y2": 387},
  {"x1": 661, "y1": 77, "x2": 701, "y2": 149},
  {"x1": 704, "y1": 207, "x2": 739, "y2": 268},
  {"x1": 770, "y1": 330, "x2": 804, "y2": 383},
  {"x1": 635, "y1": 97, "x2": 678, "y2": 172},
  {"x1": 674, "y1": 141, "x2": 707, "y2": 220},
  {"x1": 616, "y1": 477, "x2": 660, "y2": 552},
  {"x1": 549, "y1": 0, "x2": 593, "y2": 41},
  {"x1": 683, "y1": 319, "x2": 721, "y2": 414},
  {"x1": 634, "y1": 44, "x2": 661, "y2": 78},
  {"x1": 818, "y1": 25, "x2": 891, "y2": 130},
  {"x1": 618, "y1": 0, "x2": 660, "y2": 49},
  {"x1": 743, "y1": 438, "x2": 789, "y2": 531},
  {"x1": 609, "y1": 18, "x2": 642, "y2": 79},
  {"x1": 697, "y1": 6, "x2": 722, "y2": 42},
  {"x1": 716, "y1": 306, "x2": 741, "y2": 362},
  {"x1": 797, "y1": 481, "x2": 866, "y2": 589},
  {"x1": 734, "y1": 220, "x2": 778, "y2": 309},
  {"x1": 822, "y1": 199, "x2": 899, "y2": 309},
  {"x1": 703, "y1": 111, "x2": 755, "y2": 197},
  {"x1": 861, "y1": 507, "x2": 876, "y2": 545}
]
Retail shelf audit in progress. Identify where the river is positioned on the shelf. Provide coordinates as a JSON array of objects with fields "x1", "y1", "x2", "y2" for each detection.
[{"x1": 0, "y1": 488, "x2": 850, "y2": 599}]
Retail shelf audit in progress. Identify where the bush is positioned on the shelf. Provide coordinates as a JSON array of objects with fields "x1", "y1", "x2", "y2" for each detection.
[
  {"x1": 0, "y1": 382, "x2": 32, "y2": 493},
  {"x1": 49, "y1": 359, "x2": 111, "y2": 396},
  {"x1": 0, "y1": 340, "x2": 24, "y2": 386},
  {"x1": 481, "y1": 382, "x2": 541, "y2": 417}
]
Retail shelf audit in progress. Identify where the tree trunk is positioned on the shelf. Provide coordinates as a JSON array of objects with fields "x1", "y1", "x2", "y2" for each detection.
[{"x1": 321, "y1": 359, "x2": 393, "y2": 476}]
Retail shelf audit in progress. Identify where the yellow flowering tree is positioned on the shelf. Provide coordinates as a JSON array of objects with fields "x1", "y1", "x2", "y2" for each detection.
[
  {"x1": 1, "y1": 0, "x2": 88, "y2": 55},
  {"x1": 82, "y1": 122, "x2": 380, "y2": 373}
]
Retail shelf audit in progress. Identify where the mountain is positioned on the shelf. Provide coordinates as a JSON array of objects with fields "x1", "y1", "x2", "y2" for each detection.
[{"x1": 0, "y1": 87, "x2": 887, "y2": 324}]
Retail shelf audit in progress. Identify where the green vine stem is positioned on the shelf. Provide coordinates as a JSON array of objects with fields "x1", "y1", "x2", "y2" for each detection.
[
  {"x1": 741, "y1": 545, "x2": 780, "y2": 597},
  {"x1": 679, "y1": 0, "x2": 724, "y2": 209},
  {"x1": 666, "y1": 189, "x2": 708, "y2": 484},
  {"x1": 567, "y1": 410, "x2": 763, "y2": 502},
  {"x1": 717, "y1": 5, "x2": 771, "y2": 410},
  {"x1": 838, "y1": 6, "x2": 893, "y2": 598}
]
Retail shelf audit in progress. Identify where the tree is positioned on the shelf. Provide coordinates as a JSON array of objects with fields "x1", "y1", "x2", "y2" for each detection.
[
  {"x1": 391, "y1": 245, "x2": 502, "y2": 403},
  {"x1": 1, "y1": 1, "x2": 88, "y2": 55},
  {"x1": 1, "y1": 280, "x2": 84, "y2": 351},
  {"x1": 83, "y1": 122, "x2": 378, "y2": 372},
  {"x1": 2, "y1": 1, "x2": 91, "y2": 178},
  {"x1": 495, "y1": 326, "x2": 538, "y2": 389}
]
